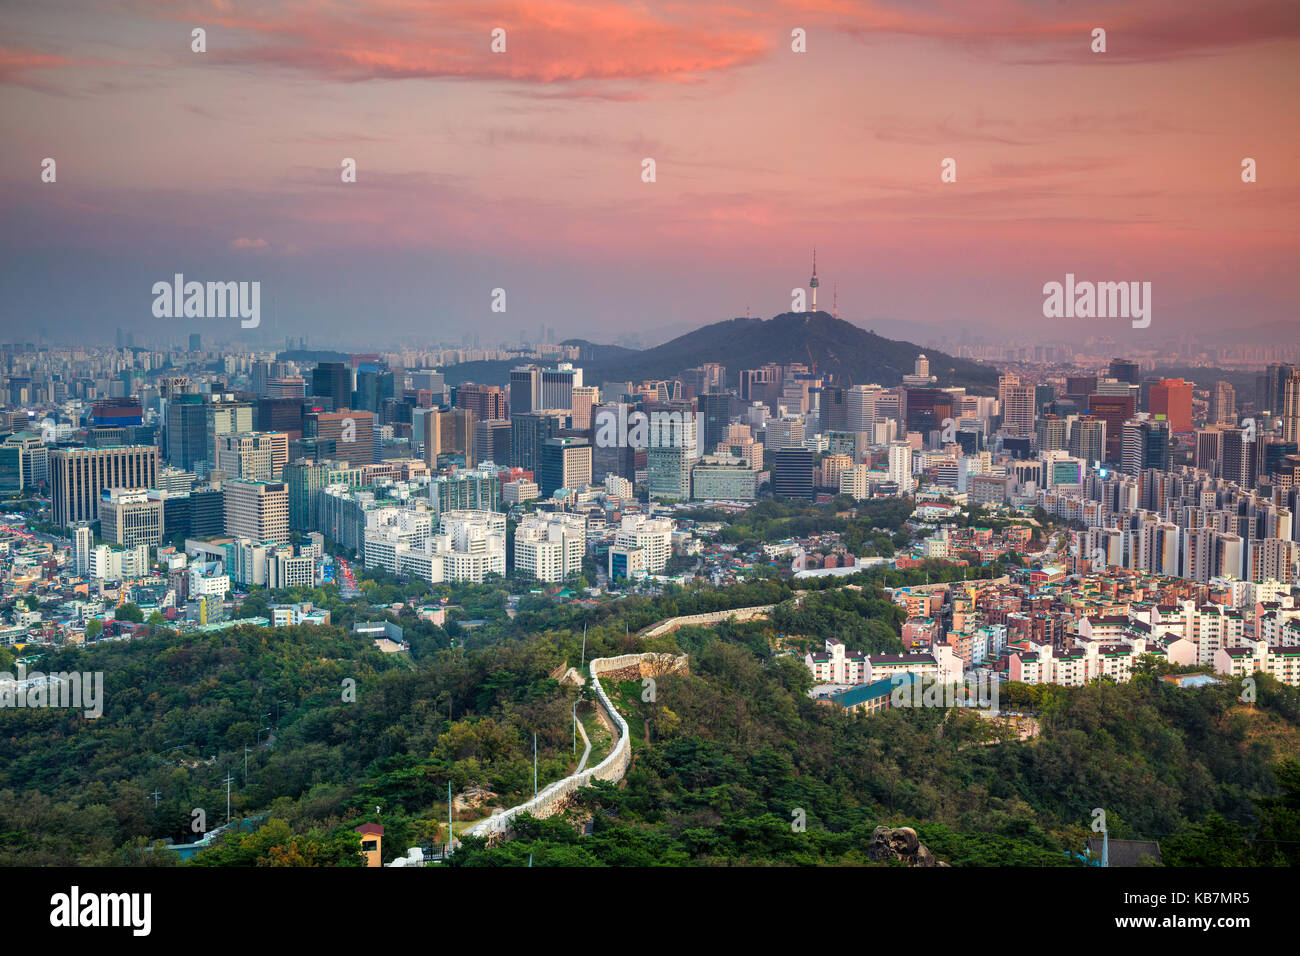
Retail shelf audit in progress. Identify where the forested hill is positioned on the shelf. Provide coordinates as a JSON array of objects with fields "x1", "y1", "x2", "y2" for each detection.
[
  {"x1": 1, "y1": 570, "x2": 1296, "y2": 867},
  {"x1": 441, "y1": 312, "x2": 996, "y2": 393}
]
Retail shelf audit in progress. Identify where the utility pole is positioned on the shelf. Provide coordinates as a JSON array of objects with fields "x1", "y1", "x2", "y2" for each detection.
[
  {"x1": 149, "y1": 789, "x2": 161, "y2": 808},
  {"x1": 448, "y1": 780, "x2": 453, "y2": 851},
  {"x1": 533, "y1": 732, "x2": 538, "y2": 796},
  {"x1": 244, "y1": 746, "x2": 251, "y2": 781},
  {"x1": 581, "y1": 624, "x2": 586, "y2": 669},
  {"x1": 223, "y1": 774, "x2": 234, "y2": 824},
  {"x1": 572, "y1": 699, "x2": 577, "y2": 755}
]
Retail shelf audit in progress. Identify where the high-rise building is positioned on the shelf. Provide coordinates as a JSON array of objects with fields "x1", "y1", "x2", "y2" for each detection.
[
  {"x1": 165, "y1": 394, "x2": 208, "y2": 471},
  {"x1": 771, "y1": 447, "x2": 814, "y2": 499},
  {"x1": 510, "y1": 410, "x2": 568, "y2": 473},
  {"x1": 540, "y1": 437, "x2": 592, "y2": 497},
  {"x1": 541, "y1": 363, "x2": 583, "y2": 410},
  {"x1": 306, "y1": 409, "x2": 375, "y2": 466},
  {"x1": 311, "y1": 362, "x2": 352, "y2": 412},
  {"x1": 455, "y1": 383, "x2": 508, "y2": 424},
  {"x1": 514, "y1": 513, "x2": 587, "y2": 582},
  {"x1": 1283, "y1": 370, "x2": 1300, "y2": 445},
  {"x1": 475, "y1": 419, "x2": 512, "y2": 466},
  {"x1": 1148, "y1": 378, "x2": 1194, "y2": 433},
  {"x1": 50, "y1": 444, "x2": 160, "y2": 529},
  {"x1": 1087, "y1": 394, "x2": 1136, "y2": 462},
  {"x1": 887, "y1": 440, "x2": 913, "y2": 494},
  {"x1": 1121, "y1": 417, "x2": 1171, "y2": 476},
  {"x1": 1069, "y1": 416, "x2": 1106, "y2": 466},
  {"x1": 999, "y1": 384, "x2": 1035, "y2": 437},
  {"x1": 1210, "y1": 382, "x2": 1236, "y2": 426},
  {"x1": 99, "y1": 488, "x2": 164, "y2": 548},
  {"x1": 569, "y1": 385, "x2": 599, "y2": 430},
  {"x1": 223, "y1": 478, "x2": 289, "y2": 544},
  {"x1": 509, "y1": 365, "x2": 542, "y2": 416},
  {"x1": 1108, "y1": 358, "x2": 1140, "y2": 385},
  {"x1": 422, "y1": 407, "x2": 476, "y2": 468},
  {"x1": 846, "y1": 384, "x2": 881, "y2": 432}
]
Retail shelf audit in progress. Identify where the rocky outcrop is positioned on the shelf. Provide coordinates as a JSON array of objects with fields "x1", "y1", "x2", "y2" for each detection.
[{"x1": 867, "y1": 826, "x2": 948, "y2": 867}]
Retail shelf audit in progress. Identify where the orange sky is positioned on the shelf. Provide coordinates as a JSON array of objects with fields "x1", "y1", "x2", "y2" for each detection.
[{"x1": 2, "y1": 0, "x2": 1297, "y2": 345}]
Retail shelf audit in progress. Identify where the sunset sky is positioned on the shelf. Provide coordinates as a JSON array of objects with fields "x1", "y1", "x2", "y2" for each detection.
[{"x1": 2, "y1": 0, "x2": 1298, "y2": 347}]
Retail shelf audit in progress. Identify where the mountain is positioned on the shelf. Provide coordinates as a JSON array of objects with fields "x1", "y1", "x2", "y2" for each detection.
[{"x1": 443, "y1": 312, "x2": 997, "y2": 393}]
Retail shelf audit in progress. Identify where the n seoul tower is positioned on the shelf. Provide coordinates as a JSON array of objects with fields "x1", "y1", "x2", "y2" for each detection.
[{"x1": 809, "y1": 249, "x2": 819, "y2": 312}]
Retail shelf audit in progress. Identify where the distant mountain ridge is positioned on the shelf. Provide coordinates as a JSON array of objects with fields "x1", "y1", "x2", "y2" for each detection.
[{"x1": 441, "y1": 311, "x2": 997, "y2": 393}]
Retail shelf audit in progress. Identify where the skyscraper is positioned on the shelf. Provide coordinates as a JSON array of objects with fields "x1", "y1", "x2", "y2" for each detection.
[
  {"x1": 311, "y1": 362, "x2": 352, "y2": 412},
  {"x1": 50, "y1": 444, "x2": 160, "y2": 528}
]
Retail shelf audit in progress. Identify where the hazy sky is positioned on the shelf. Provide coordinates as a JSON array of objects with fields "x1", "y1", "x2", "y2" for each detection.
[{"x1": 2, "y1": 0, "x2": 1298, "y2": 348}]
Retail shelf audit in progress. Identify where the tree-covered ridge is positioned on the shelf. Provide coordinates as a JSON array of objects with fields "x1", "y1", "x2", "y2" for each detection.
[{"x1": 1, "y1": 567, "x2": 1296, "y2": 866}]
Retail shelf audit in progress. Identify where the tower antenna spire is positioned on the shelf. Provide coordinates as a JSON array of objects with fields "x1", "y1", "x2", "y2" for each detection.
[
  {"x1": 808, "y1": 248, "x2": 819, "y2": 313},
  {"x1": 833, "y1": 282, "x2": 838, "y2": 320}
]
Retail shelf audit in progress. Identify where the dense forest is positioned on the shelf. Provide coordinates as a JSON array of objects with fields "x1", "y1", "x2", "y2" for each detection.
[{"x1": 2, "y1": 566, "x2": 1296, "y2": 866}]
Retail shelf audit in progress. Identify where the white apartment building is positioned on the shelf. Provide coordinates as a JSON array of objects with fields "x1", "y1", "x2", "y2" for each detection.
[
  {"x1": 612, "y1": 514, "x2": 672, "y2": 574},
  {"x1": 514, "y1": 513, "x2": 587, "y2": 582}
]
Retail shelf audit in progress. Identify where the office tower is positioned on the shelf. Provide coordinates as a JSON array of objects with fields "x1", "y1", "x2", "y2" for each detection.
[
  {"x1": 846, "y1": 384, "x2": 880, "y2": 432},
  {"x1": 216, "y1": 432, "x2": 288, "y2": 481},
  {"x1": 541, "y1": 363, "x2": 583, "y2": 410},
  {"x1": 204, "y1": 399, "x2": 254, "y2": 472},
  {"x1": 475, "y1": 419, "x2": 512, "y2": 467},
  {"x1": 1284, "y1": 370, "x2": 1300, "y2": 445},
  {"x1": 1, "y1": 431, "x2": 49, "y2": 487},
  {"x1": 818, "y1": 386, "x2": 848, "y2": 433},
  {"x1": 999, "y1": 384, "x2": 1035, "y2": 436},
  {"x1": 887, "y1": 440, "x2": 913, "y2": 493},
  {"x1": 1121, "y1": 417, "x2": 1171, "y2": 475},
  {"x1": 1069, "y1": 416, "x2": 1106, "y2": 466},
  {"x1": 311, "y1": 362, "x2": 352, "y2": 412},
  {"x1": 1035, "y1": 414, "x2": 1068, "y2": 452},
  {"x1": 1087, "y1": 394, "x2": 1136, "y2": 462},
  {"x1": 1148, "y1": 378, "x2": 1193, "y2": 432},
  {"x1": 1108, "y1": 358, "x2": 1140, "y2": 384},
  {"x1": 646, "y1": 440, "x2": 692, "y2": 501},
  {"x1": 284, "y1": 459, "x2": 363, "y2": 531},
  {"x1": 74, "y1": 524, "x2": 93, "y2": 575},
  {"x1": 1065, "y1": 375, "x2": 1098, "y2": 406},
  {"x1": 1260, "y1": 363, "x2": 1298, "y2": 414},
  {"x1": 1210, "y1": 382, "x2": 1236, "y2": 425},
  {"x1": 1034, "y1": 384, "x2": 1056, "y2": 415},
  {"x1": 189, "y1": 333, "x2": 202, "y2": 352},
  {"x1": 1196, "y1": 427, "x2": 1223, "y2": 474},
  {"x1": 1220, "y1": 427, "x2": 1252, "y2": 488},
  {"x1": 165, "y1": 394, "x2": 208, "y2": 470},
  {"x1": 257, "y1": 397, "x2": 306, "y2": 441},
  {"x1": 99, "y1": 489, "x2": 164, "y2": 548},
  {"x1": 306, "y1": 409, "x2": 375, "y2": 466},
  {"x1": 223, "y1": 478, "x2": 289, "y2": 544},
  {"x1": 50, "y1": 444, "x2": 160, "y2": 528},
  {"x1": 540, "y1": 437, "x2": 593, "y2": 497},
  {"x1": 698, "y1": 392, "x2": 731, "y2": 452},
  {"x1": 510, "y1": 410, "x2": 568, "y2": 473},
  {"x1": 422, "y1": 407, "x2": 476, "y2": 468},
  {"x1": 455, "y1": 383, "x2": 509, "y2": 424},
  {"x1": 251, "y1": 361, "x2": 270, "y2": 396},
  {"x1": 352, "y1": 367, "x2": 395, "y2": 413},
  {"x1": 771, "y1": 447, "x2": 814, "y2": 500},
  {"x1": 509, "y1": 365, "x2": 542, "y2": 416},
  {"x1": 569, "y1": 385, "x2": 599, "y2": 430},
  {"x1": 267, "y1": 377, "x2": 306, "y2": 400},
  {"x1": 765, "y1": 416, "x2": 805, "y2": 451}
]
